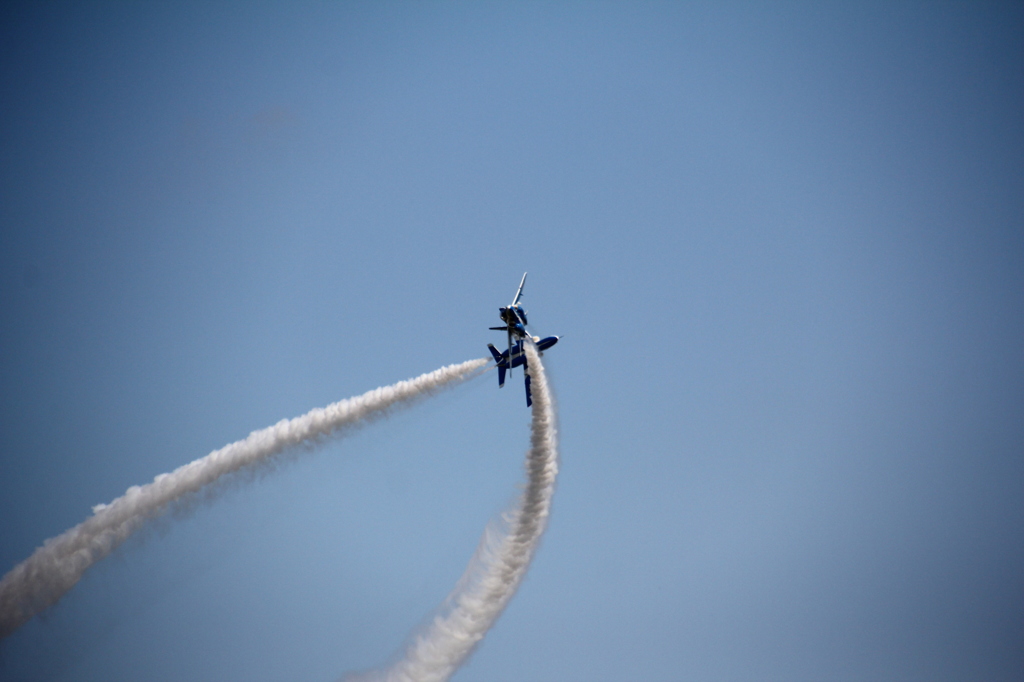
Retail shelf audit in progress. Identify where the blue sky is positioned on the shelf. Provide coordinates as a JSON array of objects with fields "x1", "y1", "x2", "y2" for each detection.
[{"x1": 1, "y1": 2, "x2": 1022, "y2": 680}]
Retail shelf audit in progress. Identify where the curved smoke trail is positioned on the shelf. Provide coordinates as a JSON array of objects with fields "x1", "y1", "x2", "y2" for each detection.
[
  {"x1": 359, "y1": 341, "x2": 558, "y2": 682},
  {"x1": 0, "y1": 358, "x2": 489, "y2": 640}
]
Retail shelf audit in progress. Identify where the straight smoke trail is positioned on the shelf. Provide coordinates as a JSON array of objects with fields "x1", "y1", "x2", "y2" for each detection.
[
  {"x1": 358, "y1": 341, "x2": 558, "y2": 682},
  {"x1": 0, "y1": 358, "x2": 489, "y2": 641}
]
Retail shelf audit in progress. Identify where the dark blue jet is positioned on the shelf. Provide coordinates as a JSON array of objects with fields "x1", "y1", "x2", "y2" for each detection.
[
  {"x1": 487, "y1": 336, "x2": 560, "y2": 406},
  {"x1": 489, "y1": 272, "x2": 530, "y2": 355}
]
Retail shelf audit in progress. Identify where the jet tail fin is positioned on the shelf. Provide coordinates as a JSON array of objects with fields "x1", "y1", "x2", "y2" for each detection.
[
  {"x1": 488, "y1": 344, "x2": 506, "y2": 387},
  {"x1": 487, "y1": 343, "x2": 502, "y2": 363}
]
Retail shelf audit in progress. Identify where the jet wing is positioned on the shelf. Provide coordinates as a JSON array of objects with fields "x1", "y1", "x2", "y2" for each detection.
[{"x1": 511, "y1": 272, "x2": 527, "y2": 307}]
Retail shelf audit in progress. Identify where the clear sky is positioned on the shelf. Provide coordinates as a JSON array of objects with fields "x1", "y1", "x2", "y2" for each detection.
[{"x1": 1, "y1": 2, "x2": 1022, "y2": 680}]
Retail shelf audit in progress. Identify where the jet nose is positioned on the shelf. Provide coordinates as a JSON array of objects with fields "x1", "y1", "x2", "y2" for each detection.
[{"x1": 538, "y1": 335, "x2": 559, "y2": 351}]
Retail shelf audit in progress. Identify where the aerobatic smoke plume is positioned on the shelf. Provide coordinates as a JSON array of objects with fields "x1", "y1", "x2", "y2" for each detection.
[
  {"x1": 356, "y1": 341, "x2": 558, "y2": 682},
  {"x1": 0, "y1": 358, "x2": 489, "y2": 640}
]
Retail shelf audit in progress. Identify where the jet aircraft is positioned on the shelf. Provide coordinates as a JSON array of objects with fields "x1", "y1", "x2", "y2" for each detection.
[
  {"x1": 488, "y1": 336, "x2": 559, "y2": 407},
  {"x1": 489, "y1": 272, "x2": 530, "y2": 357},
  {"x1": 487, "y1": 272, "x2": 559, "y2": 406}
]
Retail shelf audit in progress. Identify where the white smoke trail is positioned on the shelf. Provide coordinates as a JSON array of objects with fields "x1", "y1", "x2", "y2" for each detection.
[
  {"x1": 357, "y1": 341, "x2": 558, "y2": 682},
  {"x1": 0, "y1": 358, "x2": 489, "y2": 640}
]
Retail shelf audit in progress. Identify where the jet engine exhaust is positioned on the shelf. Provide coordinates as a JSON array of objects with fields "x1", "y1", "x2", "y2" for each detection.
[
  {"x1": 353, "y1": 340, "x2": 558, "y2": 682},
  {"x1": 0, "y1": 358, "x2": 490, "y2": 641}
]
